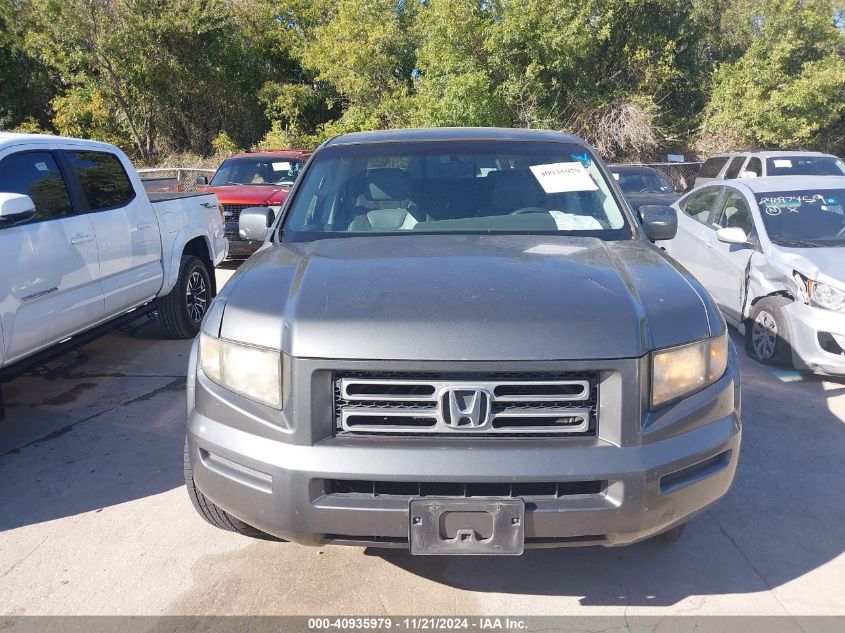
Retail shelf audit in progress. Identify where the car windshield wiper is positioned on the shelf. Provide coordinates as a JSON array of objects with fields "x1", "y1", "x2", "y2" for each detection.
[{"x1": 772, "y1": 239, "x2": 821, "y2": 248}]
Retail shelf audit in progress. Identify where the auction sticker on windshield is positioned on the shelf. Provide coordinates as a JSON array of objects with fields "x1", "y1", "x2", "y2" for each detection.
[{"x1": 530, "y1": 162, "x2": 598, "y2": 193}]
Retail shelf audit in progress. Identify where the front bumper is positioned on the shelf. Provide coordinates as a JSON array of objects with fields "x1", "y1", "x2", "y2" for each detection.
[
  {"x1": 224, "y1": 224, "x2": 262, "y2": 259},
  {"x1": 213, "y1": 234, "x2": 228, "y2": 266},
  {"x1": 783, "y1": 302, "x2": 845, "y2": 375},
  {"x1": 185, "y1": 351, "x2": 741, "y2": 550}
]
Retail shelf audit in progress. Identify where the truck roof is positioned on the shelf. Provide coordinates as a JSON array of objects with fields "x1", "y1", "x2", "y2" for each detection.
[
  {"x1": 0, "y1": 132, "x2": 118, "y2": 152},
  {"x1": 323, "y1": 127, "x2": 589, "y2": 147}
]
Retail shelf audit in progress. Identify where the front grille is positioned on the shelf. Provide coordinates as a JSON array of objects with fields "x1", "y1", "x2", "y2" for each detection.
[
  {"x1": 221, "y1": 203, "x2": 251, "y2": 222},
  {"x1": 221, "y1": 203, "x2": 252, "y2": 237},
  {"x1": 327, "y1": 479, "x2": 605, "y2": 498},
  {"x1": 334, "y1": 371, "x2": 598, "y2": 436}
]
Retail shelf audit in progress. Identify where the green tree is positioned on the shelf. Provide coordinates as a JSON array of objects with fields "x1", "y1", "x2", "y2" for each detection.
[
  {"x1": 409, "y1": 0, "x2": 509, "y2": 127},
  {"x1": 0, "y1": 0, "x2": 56, "y2": 131},
  {"x1": 700, "y1": 0, "x2": 845, "y2": 151},
  {"x1": 18, "y1": 0, "x2": 301, "y2": 161},
  {"x1": 295, "y1": 0, "x2": 420, "y2": 133}
]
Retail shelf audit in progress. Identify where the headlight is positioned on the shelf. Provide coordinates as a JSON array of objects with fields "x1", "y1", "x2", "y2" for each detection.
[
  {"x1": 795, "y1": 273, "x2": 845, "y2": 312},
  {"x1": 651, "y1": 331, "x2": 728, "y2": 408},
  {"x1": 199, "y1": 333, "x2": 282, "y2": 408}
]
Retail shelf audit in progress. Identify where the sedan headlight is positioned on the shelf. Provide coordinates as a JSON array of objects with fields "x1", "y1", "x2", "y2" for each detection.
[
  {"x1": 199, "y1": 333, "x2": 282, "y2": 408},
  {"x1": 651, "y1": 331, "x2": 728, "y2": 408},
  {"x1": 795, "y1": 273, "x2": 845, "y2": 312}
]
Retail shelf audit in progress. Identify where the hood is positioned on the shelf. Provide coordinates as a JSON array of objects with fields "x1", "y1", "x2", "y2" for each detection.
[
  {"x1": 216, "y1": 234, "x2": 718, "y2": 361},
  {"x1": 205, "y1": 184, "x2": 290, "y2": 206},
  {"x1": 623, "y1": 192, "x2": 681, "y2": 209},
  {"x1": 771, "y1": 245, "x2": 845, "y2": 289}
]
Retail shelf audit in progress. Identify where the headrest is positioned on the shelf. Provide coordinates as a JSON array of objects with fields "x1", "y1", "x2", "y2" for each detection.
[
  {"x1": 366, "y1": 168, "x2": 411, "y2": 201},
  {"x1": 366, "y1": 208, "x2": 418, "y2": 230},
  {"x1": 489, "y1": 170, "x2": 547, "y2": 211}
]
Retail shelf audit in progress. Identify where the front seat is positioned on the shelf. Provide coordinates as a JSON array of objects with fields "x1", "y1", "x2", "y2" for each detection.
[
  {"x1": 348, "y1": 168, "x2": 422, "y2": 231},
  {"x1": 488, "y1": 170, "x2": 547, "y2": 214}
]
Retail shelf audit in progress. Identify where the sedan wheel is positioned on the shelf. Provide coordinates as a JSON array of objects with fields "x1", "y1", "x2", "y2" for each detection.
[
  {"x1": 746, "y1": 296, "x2": 792, "y2": 366},
  {"x1": 751, "y1": 310, "x2": 778, "y2": 360}
]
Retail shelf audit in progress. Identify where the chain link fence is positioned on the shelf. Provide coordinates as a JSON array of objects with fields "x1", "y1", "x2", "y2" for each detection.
[
  {"x1": 620, "y1": 162, "x2": 703, "y2": 192},
  {"x1": 138, "y1": 167, "x2": 216, "y2": 193}
]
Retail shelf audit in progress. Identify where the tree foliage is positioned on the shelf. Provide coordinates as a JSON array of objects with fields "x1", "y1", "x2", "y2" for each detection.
[
  {"x1": 700, "y1": 0, "x2": 845, "y2": 151},
  {"x1": 1, "y1": 0, "x2": 844, "y2": 162}
]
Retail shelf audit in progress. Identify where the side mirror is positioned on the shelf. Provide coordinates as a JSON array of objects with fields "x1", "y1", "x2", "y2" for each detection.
[
  {"x1": 738, "y1": 170, "x2": 757, "y2": 179},
  {"x1": 0, "y1": 192, "x2": 36, "y2": 226},
  {"x1": 238, "y1": 206, "x2": 275, "y2": 241},
  {"x1": 673, "y1": 183, "x2": 684, "y2": 194},
  {"x1": 717, "y1": 226, "x2": 749, "y2": 245},
  {"x1": 196, "y1": 176, "x2": 208, "y2": 186},
  {"x1": 638, "y1": 205, "x2": 677, "y2": 241}
]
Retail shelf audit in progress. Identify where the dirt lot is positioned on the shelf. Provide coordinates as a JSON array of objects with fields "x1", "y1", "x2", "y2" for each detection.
[{"x1": 1, "y1": 264, "x2": 844, "y2": 616}]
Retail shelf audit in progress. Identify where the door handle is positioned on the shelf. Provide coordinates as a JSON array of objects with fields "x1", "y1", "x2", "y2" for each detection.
[
  {"x1": 70, "y1": 233, "x2": 94, "y2": 245},
  {"x1": 136, "y1": 221, "x2": 154, "y2": 230}
]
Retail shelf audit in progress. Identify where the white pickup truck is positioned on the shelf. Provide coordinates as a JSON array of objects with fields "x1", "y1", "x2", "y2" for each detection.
[{"x1": 0, "y1": 133, "x2": 227, "y2": 415}]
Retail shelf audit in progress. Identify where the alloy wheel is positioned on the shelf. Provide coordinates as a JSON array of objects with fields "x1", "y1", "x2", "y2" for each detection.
[
  {"x1": 186, "y1": 270, "x2": 208, "y2": 323},
  {"x1": 751, "y1": 310, "x2": 778, "y2": 359}
]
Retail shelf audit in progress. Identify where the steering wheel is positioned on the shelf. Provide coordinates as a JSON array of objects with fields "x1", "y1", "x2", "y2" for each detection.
[
  {"x1": 509, "y1": 207, "x2": 548, "y2": 215},
  {"x1": 639, "y1": 188, "x2": 663, "y2": 194}
]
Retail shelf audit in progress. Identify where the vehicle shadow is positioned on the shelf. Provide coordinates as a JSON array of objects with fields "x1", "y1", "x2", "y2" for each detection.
[
  {"x1": 369, "y1": 332, "x2": 845, "y2": 606},
  {"x1": 0, "y1": 321, "x2": 190, "y2": 532},
  {"x1": 216, "y1": 259, "x2": 245, "y2": 270}
]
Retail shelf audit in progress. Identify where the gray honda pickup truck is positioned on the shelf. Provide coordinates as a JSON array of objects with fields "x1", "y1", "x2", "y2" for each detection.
[{"x1": 184, "y1": 128, "x2": 741, "y2": 555}]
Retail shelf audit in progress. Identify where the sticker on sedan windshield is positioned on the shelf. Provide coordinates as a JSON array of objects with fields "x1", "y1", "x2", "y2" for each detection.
[
  {"x1": 530, "y1": 162, "x2": 598, "y2": 193},
  {"x1": 822, "y1": 196, "x2": 844, "y2": 214},
  {"x1": 272, "y1": 161, "x2": 292, "y2": 171},
  {"x1": 773, "y1": 159, "x2": 793, "y2": 168},
  {"x1": 757, "y1": 194, "x2": 842, "y2": 216}
]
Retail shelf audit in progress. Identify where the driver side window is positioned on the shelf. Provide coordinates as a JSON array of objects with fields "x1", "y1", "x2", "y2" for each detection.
[
  {"x1": 0, "y1": 151, "x2": 74, "y2": 223},
  {"x1": 712, "y1": 190, "x2": 754, "y2": 235}
]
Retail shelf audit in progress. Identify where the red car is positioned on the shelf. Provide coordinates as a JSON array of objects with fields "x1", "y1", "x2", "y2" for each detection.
[{"x1": 199, "y1": 149, "x2": 310, "y2": 258}]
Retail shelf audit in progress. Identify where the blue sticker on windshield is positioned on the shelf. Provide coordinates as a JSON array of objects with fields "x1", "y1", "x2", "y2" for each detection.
[{"x1": 571, "y1": 153, "x2": 591, "y2": 168}]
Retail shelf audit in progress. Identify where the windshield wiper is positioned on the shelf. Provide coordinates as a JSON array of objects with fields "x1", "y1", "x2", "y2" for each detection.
[{"x1": 772, "y1": 239, "x2": 821, "y2": 248}]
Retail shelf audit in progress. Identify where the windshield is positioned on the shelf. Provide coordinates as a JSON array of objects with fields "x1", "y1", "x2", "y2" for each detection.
[
  {"x1": 614, "y1": 171, "x2": 673, "y2": 194},
  {"x1": 756, "y1": 189, "x2": 845, "y2": 247},
  {"x1": 210, "y1": 157, "x2": 303, "y2": 186},
  {"x1": 766, "y1": 156, "x2": 845, "y2": 177},
  {"x1": 282, "y1": 141, "x2": 632, "y2": 241}
]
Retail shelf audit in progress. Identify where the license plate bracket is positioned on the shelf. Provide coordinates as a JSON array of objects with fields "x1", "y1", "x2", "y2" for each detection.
[{"x1": 409, "y1": 498, "x2": 525, "y2": 555}]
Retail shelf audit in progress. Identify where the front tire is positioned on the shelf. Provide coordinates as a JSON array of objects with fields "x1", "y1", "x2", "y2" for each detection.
[
  {"x1": 746, "y1": 297, "x2": 792, "y2": 366},
  {"x1": 183, "y1": 439, "x2": 275, "y2": 539},
  {"x1": 159, "y1": 255, "x2": 211, "y2": 339}
]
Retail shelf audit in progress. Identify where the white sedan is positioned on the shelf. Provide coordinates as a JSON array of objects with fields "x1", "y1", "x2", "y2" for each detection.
[{"x1": 661, "y1": 176, "x2": 845, "y2": 375}]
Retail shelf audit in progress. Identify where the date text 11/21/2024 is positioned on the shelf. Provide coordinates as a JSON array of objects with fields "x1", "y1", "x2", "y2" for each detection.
[{"x1": 307, "y1": 617, "x2": 528, "y2": 630}]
